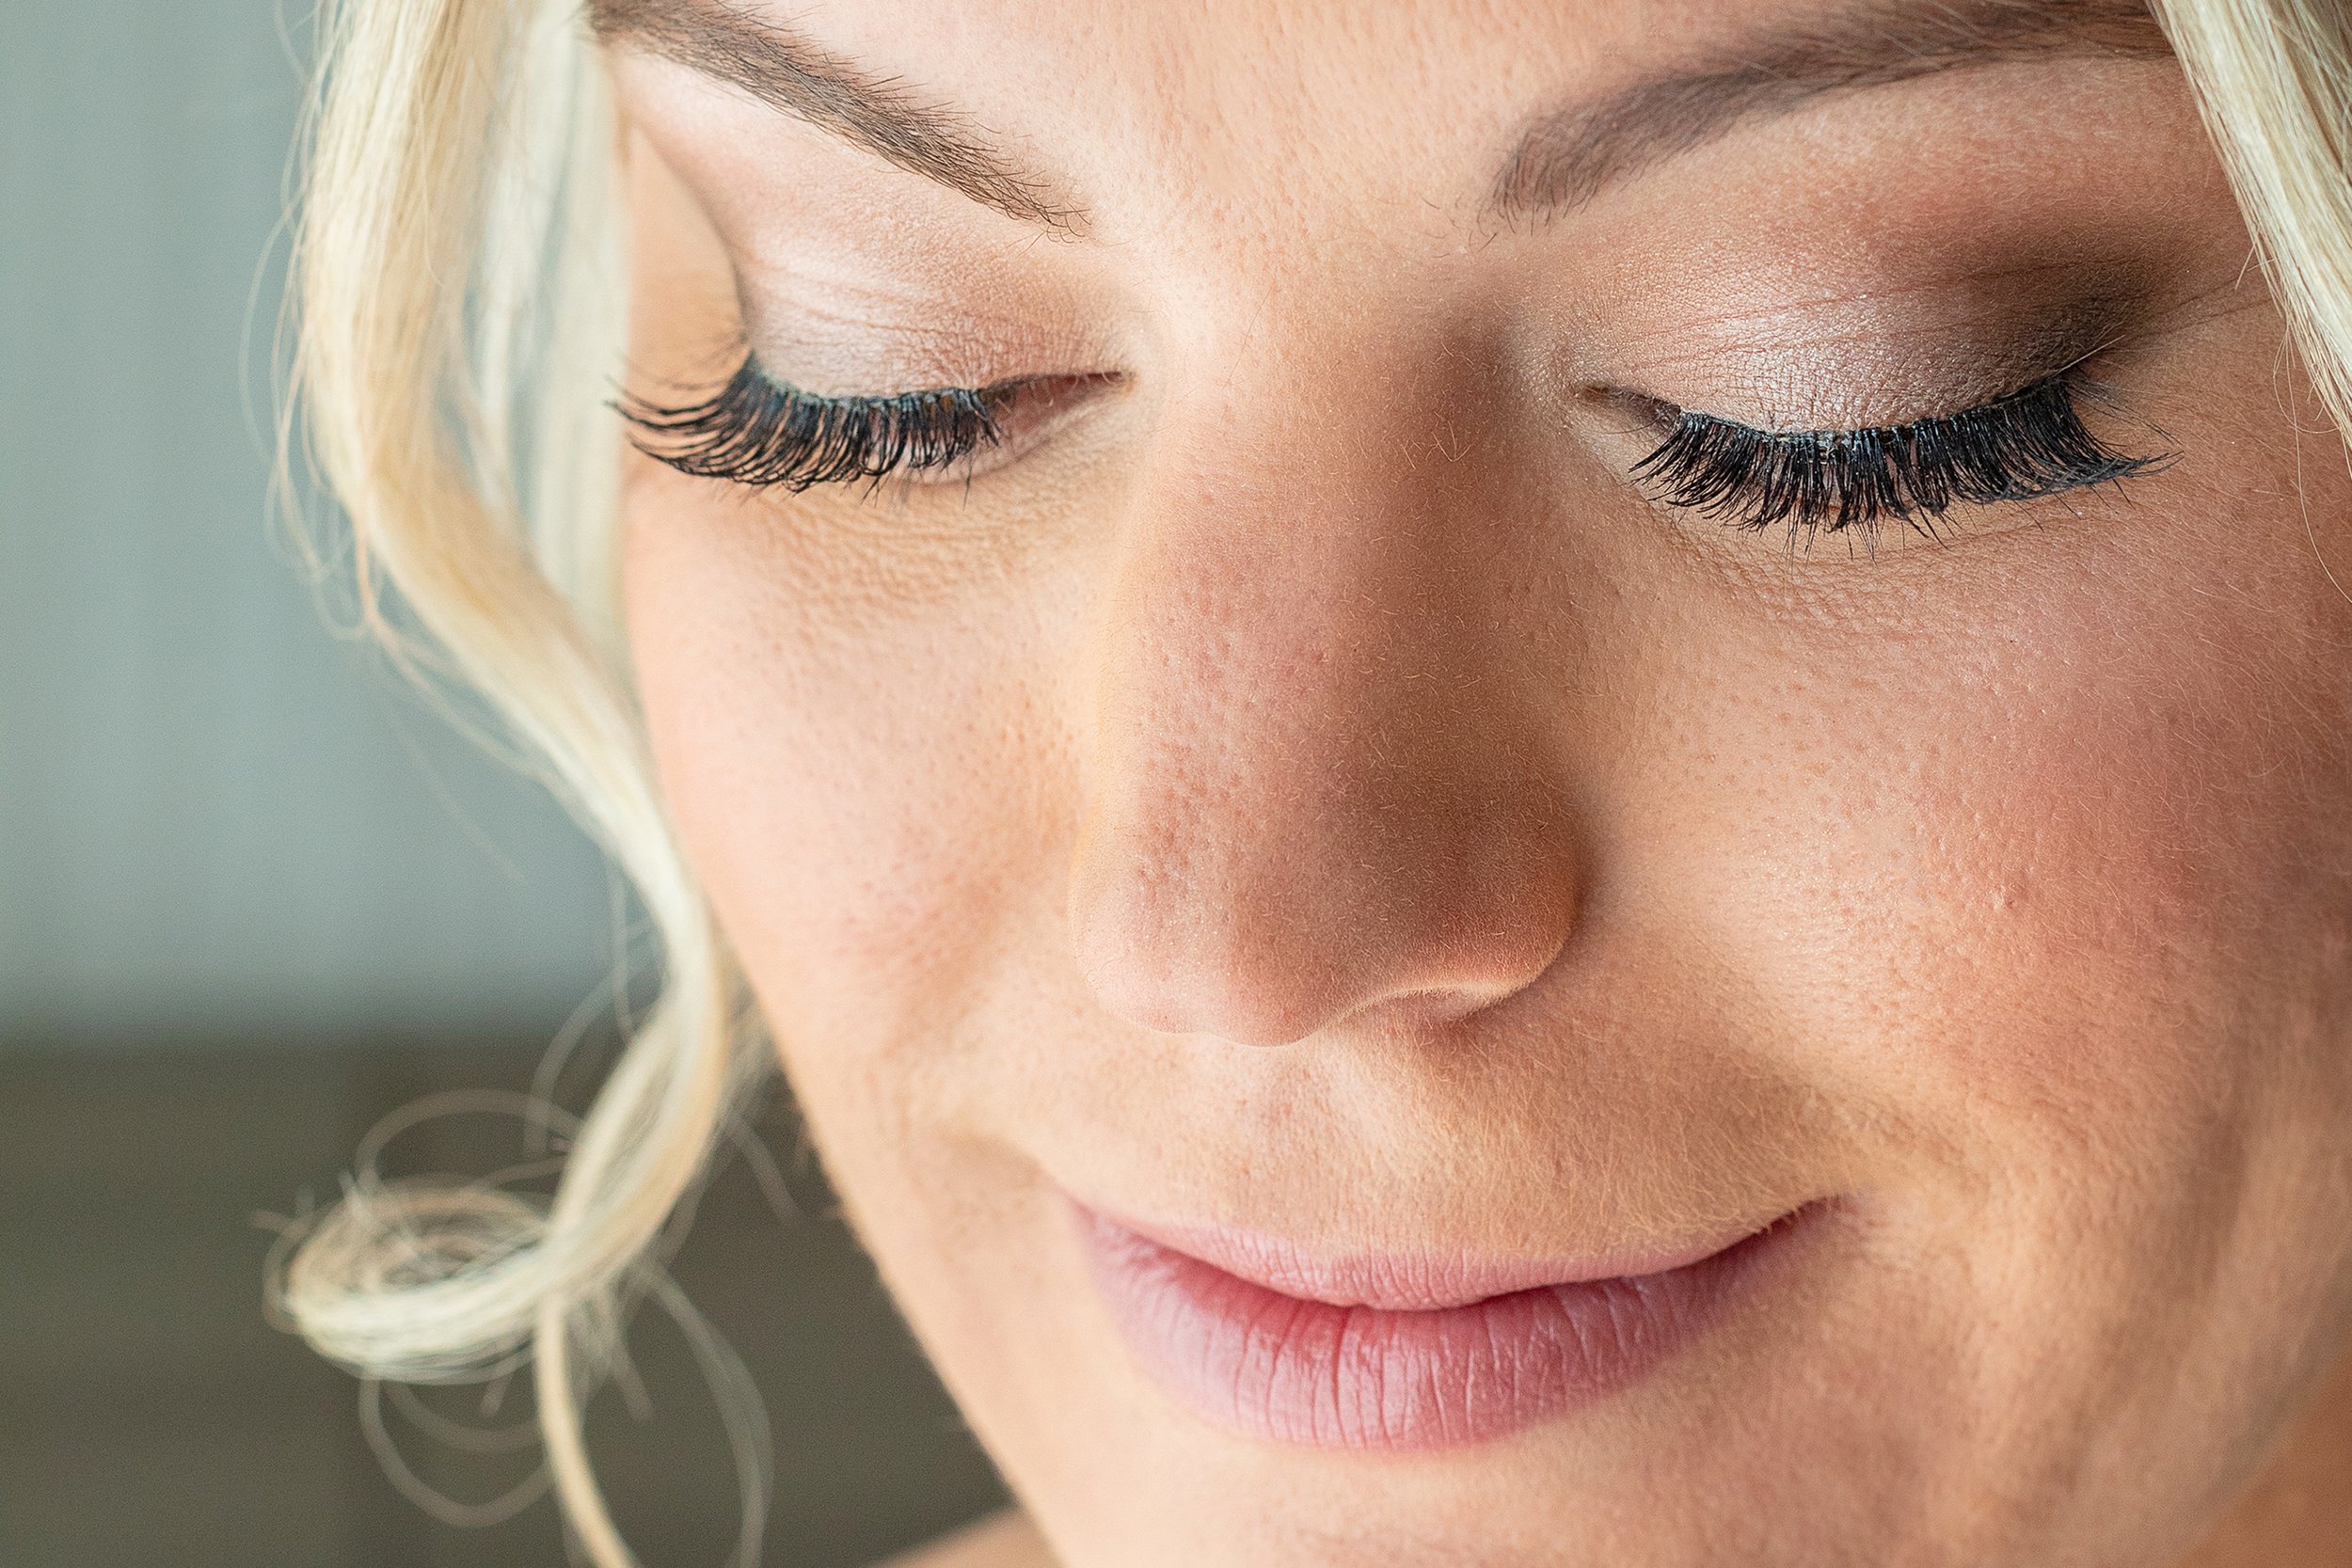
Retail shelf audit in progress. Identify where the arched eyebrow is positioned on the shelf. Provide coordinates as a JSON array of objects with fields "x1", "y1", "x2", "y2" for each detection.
[
  {"x1": 590, "y1": 0, "x2": 1086, "y2": 234},
  {"x1": 1491, "y1": 0, "x2": 2175, "y2": 221},
  {"x1": 590, "y1": 0, "x2": 2174, "y2": 239}
]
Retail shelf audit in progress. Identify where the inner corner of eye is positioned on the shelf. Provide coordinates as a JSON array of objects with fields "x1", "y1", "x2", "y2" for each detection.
[{"x1": 1586, "y1": 385, "x2": 1685, "y2": 435}]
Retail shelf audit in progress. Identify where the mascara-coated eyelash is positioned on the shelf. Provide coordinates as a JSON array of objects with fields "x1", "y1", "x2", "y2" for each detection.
[
  {"x1": 1632, "y1": 372, "x2": 2163, "y2": 545},
  {"x1": 620, "y1": 357, "x2": 1003, "y2": 492}
]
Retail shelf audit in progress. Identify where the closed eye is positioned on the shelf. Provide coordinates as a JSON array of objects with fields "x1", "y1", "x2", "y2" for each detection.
[
  {"x1": 618, "y1": 356, "x2": 1100, "y2": 493},
  {"x1": 1629, "y1": 371, "x2": 2167, "y2": 547}
]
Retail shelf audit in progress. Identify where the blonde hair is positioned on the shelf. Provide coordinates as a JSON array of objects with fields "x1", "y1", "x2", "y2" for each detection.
[
  {"x1": 274, "y1": 1, "x2": 764, "y2": 1561},
  {"x1": 272, "y1": 2, "x2": 2352, "y2": 1563}
]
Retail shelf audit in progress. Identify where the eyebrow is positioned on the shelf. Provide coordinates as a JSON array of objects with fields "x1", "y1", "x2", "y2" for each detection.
[
  {"x1": 1492, "y1": 0, "x2": 2175, "y2": 220},
  {"x1": 588, "y1": 0, "x2": 1083, "y2": 233},
  {"x1": 590, "y1": 0, "x2": 2174, "y2": 239}
]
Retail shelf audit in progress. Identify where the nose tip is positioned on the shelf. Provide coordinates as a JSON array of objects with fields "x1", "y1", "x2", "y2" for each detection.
[{"x1": 1067, "y1": 818, "x2": 1577, "y2": 1048}]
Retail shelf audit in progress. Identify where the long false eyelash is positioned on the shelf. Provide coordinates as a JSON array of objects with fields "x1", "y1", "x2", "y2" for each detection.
[
  {"x1": 1631, "y1": 372, "x2": 2165, "y2": 546},
  {"x1": 619, "y1": 357, "x2": 1001, "y2": 492}
]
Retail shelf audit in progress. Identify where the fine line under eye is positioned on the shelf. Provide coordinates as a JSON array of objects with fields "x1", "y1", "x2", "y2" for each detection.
[
  {"x1": 617, "y1": 357, "x2": 1001, "y2": 492},
  {"x1": 1631, "y1": 372, "x2": 2165, "y2": 546}
]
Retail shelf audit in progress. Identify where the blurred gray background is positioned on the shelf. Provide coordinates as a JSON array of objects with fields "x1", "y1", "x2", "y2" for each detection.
[{"x1": 0, "y1": 4, "x2": 1006, "y2": 1563}]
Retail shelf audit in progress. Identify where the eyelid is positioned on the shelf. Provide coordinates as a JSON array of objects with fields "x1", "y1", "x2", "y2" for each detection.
[
  {"x1": 617, "y1": 354, "x2": 1116, "y2": 494},
  {"x1": 1549, "y1": 241, "x2": 2171, "y2": 440},
  {"x1": 1628, "y1": 368, "x2": 2166, "y2": 544},
  {"x1": 740, "y1": 359, "x2": 1113, "y2": 426}
]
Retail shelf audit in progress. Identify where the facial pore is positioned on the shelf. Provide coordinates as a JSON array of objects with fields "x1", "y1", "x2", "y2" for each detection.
[{"x1": 609, "y1": 3, "x2": 2352, "y2": 1563}]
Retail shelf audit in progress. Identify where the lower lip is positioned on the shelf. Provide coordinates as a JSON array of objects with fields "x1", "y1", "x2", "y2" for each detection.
[{"x1": 1073, "y1": 1204, "x2": 1802, "y2": 1451}]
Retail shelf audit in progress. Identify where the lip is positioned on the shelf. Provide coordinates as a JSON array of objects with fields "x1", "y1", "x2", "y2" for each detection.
[{"x1": 1071, "y1": 1199, "x2": 1809, "y2": 1451}]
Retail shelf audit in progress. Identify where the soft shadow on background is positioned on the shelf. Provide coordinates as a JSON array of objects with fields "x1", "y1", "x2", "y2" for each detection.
[{"x1": 0, "y1": 5, "x2": 1007, "y2": 1563}]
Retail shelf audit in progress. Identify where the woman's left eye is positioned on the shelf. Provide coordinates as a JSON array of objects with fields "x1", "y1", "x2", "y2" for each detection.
[
  {"x1": 1630, "y1": 371, "x2": 2166, "y2": 546},
  {"x1": 620, "y1": 356, "x2": 1074, "y2": 493}
]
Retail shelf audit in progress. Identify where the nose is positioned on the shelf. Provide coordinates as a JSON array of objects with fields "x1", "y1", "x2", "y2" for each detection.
[{"x1": 1066, "y1": 348, "x2": 1581, "y2": 1048}]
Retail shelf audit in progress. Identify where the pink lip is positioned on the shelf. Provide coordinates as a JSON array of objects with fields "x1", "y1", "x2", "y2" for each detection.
[{"x1": 1072, "y1": 1201, "x2": 1805, "y2": 1451}]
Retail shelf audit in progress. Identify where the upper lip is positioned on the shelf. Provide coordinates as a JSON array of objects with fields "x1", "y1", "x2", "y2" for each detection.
[{"x1": 1070, "y1": 1198, "x2": 1792, "y2": 1311}]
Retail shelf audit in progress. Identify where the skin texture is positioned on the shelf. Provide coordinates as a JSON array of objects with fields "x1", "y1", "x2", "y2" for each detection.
[{"x1": 605, "y1": 2, "x2": 2352, "y2": 1562}]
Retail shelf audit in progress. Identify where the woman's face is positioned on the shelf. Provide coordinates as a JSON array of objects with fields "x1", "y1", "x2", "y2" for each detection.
[{"x1": 605, "y1": 1, "x2": 2352, "y2": 1562}]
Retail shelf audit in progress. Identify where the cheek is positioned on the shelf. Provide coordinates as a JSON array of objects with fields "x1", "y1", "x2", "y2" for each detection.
[
  {"x1": 1914, "y1": 570, "x2": 2352, "y2": 1139},
  {"x1": 620, "y1": 478, "x2": 1074, "y2": 1058},
  {"x1": 1698, "y1": 518, "x2": 2352, "y2": 1313}
]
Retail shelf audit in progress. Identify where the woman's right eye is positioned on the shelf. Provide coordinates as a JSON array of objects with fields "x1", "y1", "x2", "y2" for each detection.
[{"x1": 619, "y1": 356, "x2": 1075, "y2": 493}]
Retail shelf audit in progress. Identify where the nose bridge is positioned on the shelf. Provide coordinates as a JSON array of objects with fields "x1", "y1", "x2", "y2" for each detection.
[{"x1": 1067, "y1": 342, "x2": 1579, "y2": 1047}]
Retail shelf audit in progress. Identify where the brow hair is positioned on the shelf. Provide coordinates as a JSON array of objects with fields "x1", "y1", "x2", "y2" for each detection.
[
  {"x1": 1490, "y1": 0, "x2": 2177, "y2": 221},
  {"x1": 594, "y1": 0, "x2": 2173, "y2": 240},
  {"x1": 588, "y1": 0, "x2": 1084, "y2": 234}
]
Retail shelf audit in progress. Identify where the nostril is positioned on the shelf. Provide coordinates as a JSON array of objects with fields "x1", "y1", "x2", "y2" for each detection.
[
  {"x1": 1335, "y1": 985, "x2": 1513, "y2": 1037},
  {"x1": 1067, "y1": 901, "x2": 1346, "y2": 1047},
  {"x1": 1067, "y1": 799, "x2": 1578, "y2": 1049},
  {"x1": 1070, "y1": 874, "x2": 1555, "y2": 1048}
]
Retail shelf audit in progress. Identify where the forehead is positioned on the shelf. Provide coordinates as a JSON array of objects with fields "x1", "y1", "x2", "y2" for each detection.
[
  {"x1": 748, "y1": 0, "x2": 1692, "y2": 200},
  {"x1": 786, "y1": 0, "x2": 1637, "y2": 89},
  {"x1": 609, "y1": 0, "x2": 2170, "y2": 254}
]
